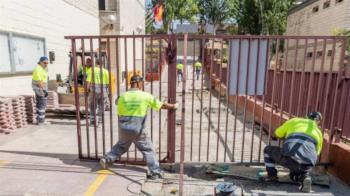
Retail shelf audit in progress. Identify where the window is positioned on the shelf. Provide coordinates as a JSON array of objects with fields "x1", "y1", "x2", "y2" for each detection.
[
  {"x1": 0, "y1": 31, "x2": 45, "y2": 74},
  {"x1": 99, "y1": 0, "x2": 106, "y2": 10},
  {"x1": 323, "y1": 1, "x2": 331, "y2": 9},
  {"x1": 327, "y1": 50, "x2": 333, "y2": 56},
  {"x1": 317, "y1": 51, "x2": 323, "y2": 57},
  {"x1": 312, "y1": 6, "x2": 319, "y2": 13},
  {"x1": 307, "y1": 52, "x2": 313, "y2": 58},
  {"x1": 336, "y1": 0, "x2": 343, "y2": 4},
  {"x1": 0, "y1": 33, "x2": 11, "y2": 73}
]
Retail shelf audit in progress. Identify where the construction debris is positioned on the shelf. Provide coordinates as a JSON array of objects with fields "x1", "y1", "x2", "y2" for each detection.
[{"x1": 0, "y1": 96, "x2": 38, "y2": 134}]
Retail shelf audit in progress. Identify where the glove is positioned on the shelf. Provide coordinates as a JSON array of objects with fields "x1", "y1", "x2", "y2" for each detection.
[
  {"x1": 173, "y1": 103, "x2": 179, "y2": 109},
  {"x1": 43, "y1": 90, "x2": 49, "y2": 98}
]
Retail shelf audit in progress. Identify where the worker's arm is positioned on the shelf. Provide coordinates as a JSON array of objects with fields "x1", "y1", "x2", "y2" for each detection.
[
  {"x1": 316, "y1": 129, "x2": 323, "y2": 155},
  {"x1": 274, "y1": 119, "x2": 293, "y2": 140},
  {"x1": 86, "y1": 82, "x2": 91, "y2": 93},
  {"x1": 37, "y1": 81, "x2": 44, "y2": 89},
  {"x1": 161, "y1": 103, "x2": 178, "y2": 110}
]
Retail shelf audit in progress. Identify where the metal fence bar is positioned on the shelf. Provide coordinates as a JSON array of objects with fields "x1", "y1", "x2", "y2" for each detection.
[
  {"x1": 124, "y1": 37, "x2": 129, "y2": 161},
  {"x1": 71, "y1": 38, "x2": 83, "y2": 158},
  {"x1": 315, "y1": 39, "x2": 327, "y2": 112},
  {"x1": 278, "y1": 39, "x2": 289, "y2": 126},
  {"x1": 150, "y1": 37, "x2": 154, "y2": 142},
  {"x1": 288, "y1": 39, "x2": 299, "y2": 117},
  {"x1": 106, "y1": 38, "x2": 113, "y2": 150},
  {"x1": 80, "y1": 38, "x2": 90, "y2": 158},
  {"x1": 115, "y1": 38, "x2": 121, "y2": 151},
  {"x1": 329, "y1": 39, "x2": 346, "y2": 133},
  {"x1": 242, "y1": 38, "x2": 252, "y2": 162},
  {"x1": 89, "y1": 38, "x2": 98, "y2": 159},
  {"x1": 198, "y1": 38, "x2": 205, "y2": 162},
  {"x1": 232, "y1": 38, "x2": 242, "y2": 162},
  {"x1": 297, "y1": 39, "x2": 308, "y2": 116},
  {"x1": 224, "y1": 39, "x2": 231, "y2": 162},
  {"x1": 98, "y1": 38, "x2": 106, "y2": 155},
  {"x1": 268, "y1": 39, "x2": 280, "y2": 145},
  {"x1": 206, "y1": 38, "x2": 214, "y2": 161},
  {"x1": 133, "y1": 36, "x2": 137, "y2": 160},
  {"x1": 216, "y1": 39, "x2": 224, "y2": 162},
  {"x1": 250, "y1": 38, "x2": 261, "y2": 162},
  {"x1": 190, "y1": 39, "x2": 196, "y2": 161},
  {"x1": 167, "y1": 35, "x2": 177, "y2": 163},
  {"x1": 179, "y1": 33, "x2": 188, "y2": 196},
  {"x1": 305, "y1": 38, "x2": 318, "y2": 115},
  {"x1": 321, "y1": 39, "x2": 336, "y2": 132},
  {"x1": 158, "y1": 38, "x2": 162, "y2": 161},
  {"x1": 257, "y1": 38, "x2": 271, "y2": 162},
  {"x1": 336, "y1": 40, "x2": 349, "y2": 130}
]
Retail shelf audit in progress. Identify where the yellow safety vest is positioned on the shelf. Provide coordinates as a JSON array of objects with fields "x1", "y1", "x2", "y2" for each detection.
[
  {"x1": 176, "y1": 63, "x2": 184, "y2": 70},
  {"x1": 118, "y1": 89, "x2": 163, "y2": 117},
  {"x1": 275, "y1": 118, "x2": 323, "y2": 155},
  {"x1": 32, "y1": 64, "x2": 48, "y2": 84},
  {"x1": 86, "y1": 66, "x2": 109, "y2": 85}
]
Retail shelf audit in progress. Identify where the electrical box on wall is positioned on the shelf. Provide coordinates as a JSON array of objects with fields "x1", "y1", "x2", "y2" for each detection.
[{"x1": 49, "y1": 51, "x2": 55, "y2": 64}]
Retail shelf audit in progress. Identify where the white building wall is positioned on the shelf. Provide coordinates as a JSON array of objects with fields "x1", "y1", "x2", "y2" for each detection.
[
  {"x1": 118, "y1": 0, "x2": 145, "y2": 77},
  {"x1": 0, "y1": 0, "x2": 99, "y2": 96}
]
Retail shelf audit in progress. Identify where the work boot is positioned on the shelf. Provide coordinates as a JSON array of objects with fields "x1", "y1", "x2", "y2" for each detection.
[
  {"x1": 147, "y1": 172, "x2": 163, "y2": 180},
  {"x1": 99, "y1": 156, "x2": 112, "y2": 169},
  {"x1": 300, "y1": 176, "x2": 312, "y2": 193}
]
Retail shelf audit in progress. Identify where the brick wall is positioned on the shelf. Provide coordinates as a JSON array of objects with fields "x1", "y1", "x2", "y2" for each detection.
[
  {"x1": 284, "y1": 0, "x2": 349, "y2": 71},
  {"x1": 0, "y1": 0, "x2": 99, "y2": 96},
  {"x1": 286, "y1": 0, "x2": 349, "y2": 35}
]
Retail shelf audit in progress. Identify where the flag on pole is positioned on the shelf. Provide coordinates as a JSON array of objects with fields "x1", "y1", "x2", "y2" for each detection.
[{"x1": 154, "y1": 4, "x2": 164, "y2": 22}]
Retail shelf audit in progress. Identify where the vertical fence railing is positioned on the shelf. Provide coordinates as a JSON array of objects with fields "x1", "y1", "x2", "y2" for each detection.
[
  {"x1": 65, "y1": 35, "x2": 177, "y2": 163},
  {"x1": 66, "y1": 35, "x2": 349, "y2": 167}
]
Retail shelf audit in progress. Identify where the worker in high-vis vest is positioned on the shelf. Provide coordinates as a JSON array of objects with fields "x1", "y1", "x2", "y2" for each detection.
[
  {"x1": 32, "y1": 56, "x2": 49, "y2": 125},
  {"x1": 176, "y1": 62, "x2": 184, "y2": 84},
  {"x1": 194, "y1": 61, "x2": 202, "y2": 80},
  {"x1": 263, "y1": 112, "x2": 323, "y2": 193},
  {"x1": 100, "y1": 75, "x2": 178, "y2": 180},
  {"x1": 86, "y1": 58, "x2": 109, "y2": 126}
]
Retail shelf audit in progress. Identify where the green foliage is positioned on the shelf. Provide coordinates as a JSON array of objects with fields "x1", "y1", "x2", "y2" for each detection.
[
  {"x1": 151, "y1": 0, "x2": 199, "y2": 32},
  {"x1": 197, "y1": 0, "x2": 238, "y2": 25},
  {"x1": 237, "y1": 0, "x2": 298, "y2": 35},
  {"x1": 333, "y1": 28, "x2": 350, "y2": 52},
  {"x1": 147, "y1": 0, "x2": 299, "y2": 35}
]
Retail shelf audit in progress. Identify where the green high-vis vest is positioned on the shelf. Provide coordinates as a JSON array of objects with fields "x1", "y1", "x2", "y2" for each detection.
[
  {"x1": 118, "y1": 89, "x2": 163, "y2": 117},
  {"x1": 275, "y1": 118, "x2": 323, "y2": 155},
  {"x1": 86, "y1": 66, "x2": 109, "y2": 85},
  {"x1": 32, "y1": 65, "x2": 48, "y2": 83},
  {"x1": 176, "y1": 63, "x2": 184, "y2": 70}
]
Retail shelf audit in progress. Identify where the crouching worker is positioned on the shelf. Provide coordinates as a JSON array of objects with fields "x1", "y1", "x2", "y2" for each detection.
[
  {"x1": 263, "y1": 112, "x2": 323, "y2": 192},
  {"x1": 100, "y1": 75, "x2": 178, "y2": 180}
]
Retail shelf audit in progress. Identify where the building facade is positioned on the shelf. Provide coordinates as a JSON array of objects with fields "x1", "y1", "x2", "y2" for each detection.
[
  {"x1": 284, "y1": 0, "x2": 349, "y2": 71},
  {"x1": 99, "y1": 0, "x2": 145, "y2": 83},
  {"x1": 0, "y1": 0, "x2": 99, "y2": 96}
]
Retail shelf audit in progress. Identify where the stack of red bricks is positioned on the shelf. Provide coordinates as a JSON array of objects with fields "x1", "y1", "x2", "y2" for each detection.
[
  {"x1": 11, "y1": 96, "x2": 28, "y2": 129},
  {"x1": 0, "y1": 96, "x2": 38, "y2": 134},
  {"x1": 0, "y1": 98, "x2": 16, "y2": 134},
  {"x1": 23, "y1": 95, "x2": 37, "y2": 124},
  {"x1": 47, "y1": 91, "x2": 59, "y2": 109}
]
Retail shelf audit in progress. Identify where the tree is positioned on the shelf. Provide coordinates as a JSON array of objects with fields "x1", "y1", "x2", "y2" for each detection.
[
  {"x1": 259, "y1": 0, "x2": 298, "y2": 35},
  {"x1": 236, "y1": 0, "x2": 299, "y2": 35},
  {"x1": 196, "y1": 0, "x2": 239, "y2": 34},
  {"x1": 151, "y1": 0, "x2": 199, "y2": 33}
]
